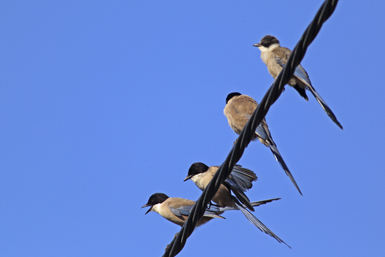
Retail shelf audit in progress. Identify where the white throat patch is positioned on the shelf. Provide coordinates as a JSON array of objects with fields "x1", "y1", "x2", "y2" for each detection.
[
  {"x1": 151, "y1": 203, "x2": 161, "y2": 214},
  {"x1": 190, "y1": 173, "x2": 206, "y2": 190}
]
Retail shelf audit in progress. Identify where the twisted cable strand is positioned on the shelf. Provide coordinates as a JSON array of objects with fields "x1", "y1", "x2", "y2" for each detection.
[{"x1": 163, "y1": 0, "x2": 339, "y2": 256}]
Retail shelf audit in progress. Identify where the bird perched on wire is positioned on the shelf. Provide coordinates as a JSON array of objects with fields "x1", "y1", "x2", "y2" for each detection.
[
  {"x1": 142, "y1": 192, "x2": 278, "y2": 227},
  {"x1": 253, "y1": 34, "x2": 343, "y2": 129},
  {"x1": 184, "y1": 162, "x2": 258, "y2": 211},
  {"x1": 184, "y1": 163, "x2": 289, "y2": 247},
  {"x1": 224, "y1": 92, "x2": 301, "y2": 195},
  {"x1": 142, "y1": 193, "x2": 224, "y2": 227}
]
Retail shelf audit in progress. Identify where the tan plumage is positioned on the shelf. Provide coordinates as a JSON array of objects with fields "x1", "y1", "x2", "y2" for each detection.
[
  {"x1": 224, "y1": 93, "x2": 302, "y2": 195},
  {"x1": 224, "y1": 94, "x2": 272, "y2": 146},
  {"x1": 262, "y1": 45, "x2": 308, "y2": 93},
  {"x1": 190, "y1": 166, "x2": 239, "y2": 208},
  {"x1": 254, "y1": 34, "x2": 343, "y2": 129},
  {"x1": 185, "y1": 162, "x2": 257, "y2": 210},
  {"x1": 153, "y1": 197, "x2": 218, "y2": 227},
  {"x1": 142, "y1": 193, "x2": 223, "y2": 227}
]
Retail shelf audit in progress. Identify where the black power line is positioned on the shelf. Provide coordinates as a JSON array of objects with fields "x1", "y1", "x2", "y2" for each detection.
[{"x1": 163, "y1": 0, "x2": 339, "y2": 256}]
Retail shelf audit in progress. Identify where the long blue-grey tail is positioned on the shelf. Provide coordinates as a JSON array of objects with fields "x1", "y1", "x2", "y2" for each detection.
[
  {"x1": 234, "y1": 201, "x2": 291, "y2": 248},
  {"x1": 250, "y1": 198, "x2": 281, "y2": 207},
  {"x1": 293, "y1": 64, "x2": 343, "y2": 129},
  {"x1": 306, "y1": 83, "x2": 343, "y2": 129},
  {"x1": 264, "y1": 130, "x2": 302, "y2": 195},
  {"x1": 256, "y1": 122, "x2": 302, "y2": 195},
  {"x1": 218, "y1": 198, "x2": 281, "y2": 212}
]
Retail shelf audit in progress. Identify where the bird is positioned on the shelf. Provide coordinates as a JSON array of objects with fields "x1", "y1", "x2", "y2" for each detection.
[
  {"x1": 184, "y1": 162, "x2": 289, "y2": 247},
  {"x1": 142, "y1": 192, "x2": 225, "y2": 227},
  {"x1": 142, "y1": 192, "x2": 282, "y2": 227},
  {"x1": 184, "y1": 162, "x2": 258, "y2": 211},
  {"x1": 224, "y1": 92, "x2": 301, "y2": 195},
  {"x1": 253, "y1": 34, "x2": 343, "y2": 129}
]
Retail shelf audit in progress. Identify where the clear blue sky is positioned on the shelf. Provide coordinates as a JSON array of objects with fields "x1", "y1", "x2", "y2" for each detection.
[{"x1": 1, "y1": 1, "x2": 384, "y2": 256}]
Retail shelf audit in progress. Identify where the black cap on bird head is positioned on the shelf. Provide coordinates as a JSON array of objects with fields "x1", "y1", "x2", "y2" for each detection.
[
  {"x1": 142, "y1": 193, "x2": 169, "y2": 214},
  {"x1": 226, "y1": 92, "x2": 242, "y2": 104},
  {"x1": 254, "y1": 35, "x2": 280, "y2": 48},
  {"x1": 184, "y1": 162, "x2": 210, "y2": 181}
]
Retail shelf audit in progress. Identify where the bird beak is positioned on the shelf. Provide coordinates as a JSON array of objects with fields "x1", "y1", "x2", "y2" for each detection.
[
  {"x1": 253, "y1": 43, "x2": 261, "y2": 47},
  {"x1": 184, "y1": 175, "x2": 192, "y2": 182},
  {"x1": 145, "y1": 207, "x2": 152, "y2": 215},
  {"x1": 141, "y1": 204, "x2": 152, "y2": 215}
]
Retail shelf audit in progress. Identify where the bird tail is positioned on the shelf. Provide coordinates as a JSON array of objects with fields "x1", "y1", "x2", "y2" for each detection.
[
  {"x1": 218, "y1": 197, "x2": 281, "y2": 212},
  {"x1": 286, "y1": 62, "x2": 342, "y2": 129},
  {"x1": 293, "y1": 84, "x2": 309, "y2": 101},
  {"x1": 267, "y1": 135, "x2": 302, "y2": 196},
  {"x1": 234, "y1": 200, "x2": 290, "y2": 248},
  {"x1": 250, "y1": 198, "x2": 281, "y2": 207},
  {"x1": 306, "y1": 83, "x2": 343, "y2": 129}
]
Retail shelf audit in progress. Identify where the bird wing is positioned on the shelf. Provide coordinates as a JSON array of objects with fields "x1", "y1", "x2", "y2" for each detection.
[
  {"x1": 268, "y1": 47, "x2": 291, "y2": 77},
  {"x1": 255, "y1": 120, "x2": 272, "y2": 145},
  {"x1": 167, "y1": 198, "x2": 195, "y2": 220},
  {"x1": 225, "y1": 165, "x2": 258, "y2": 212},
  {"x1": 224, "y1": 180, "x2": 254, "y2": 211},
  {"x1": 272, "y1": 47, "x2": 291, "y2": 63},
  {"x1": 169, "y1": 206, "x2": 189, "y2": 219},
  {"x1": 272, "y1": 46, "x2": 312, "y2": 86},
  {"x1": 169, "y1": 205, "x2": 224, "y2": 219},
  {"x1": 227, "y1": 164, "x2": 257, "y2": 191},
  {"x1": 294, "y1": 64, "x2": 312, "y2": 86}
]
